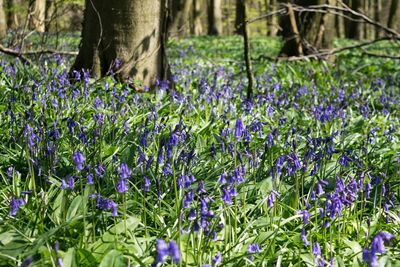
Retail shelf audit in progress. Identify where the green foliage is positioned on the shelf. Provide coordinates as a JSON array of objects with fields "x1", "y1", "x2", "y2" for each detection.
[{"x1": 0, "y1": 35, "x2": 399, "y2": 267}]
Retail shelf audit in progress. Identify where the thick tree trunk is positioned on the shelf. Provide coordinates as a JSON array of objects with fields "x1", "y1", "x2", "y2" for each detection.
[
  {"x1": 387, "y1": 0, "x2": 399, "y2": 29},
  {"x1": 207, "y1": 0, "x2": 223, "y2": 35},
  {"x1": 191, "y1": 0, "x2": 204, "y2": 35},
  {"x1": 72, "y1": 0, "x2": 169, "y2": 90},
  {"x1": 278, "y1": 0, "x2": 336, "y2": 57},
  {"x1": 168, "y1": 0, "x2": 192, "y2": 38},
  {"x1": 29, "y1": 0, "x2": 46, "y2": 32},
  {"x1": 0, "y1": 0, "x2": 7, "y2": 38},
  {"x1": 235, "y1": 0, "x2": 245, "y2": 34}
]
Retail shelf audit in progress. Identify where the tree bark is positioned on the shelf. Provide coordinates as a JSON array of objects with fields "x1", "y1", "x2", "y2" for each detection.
[
  {"x1": 29, "y1": 0, "x2": 46, "y2": 32},
  {"x1": 278, "y1": 0, "x2": 336, "y2": 57},
  {"x1": 239, "y1": 0, "x2": 254, "y2": 99},
  {"x1": 387, "y1": 0, "x2": 399, "y2": 29},
  {"x1": 168, "y1": 0, "x2": 192, "y2": 38},
  {"x1": 208, "y1": 0, "x2": 223, "y2": 35},
  {"x1": 374, "y1": 0, "x2": 381, "y2": 38},
  {"x1": 348, "y1": 0, "x2": 362, "y2": 39},
  {"x1": 0, "y1": 0, "x2": 7, "y2": 38},
  {"x1": 6, "y1": 0, "x2": 19, "y2": 30},
  {"x1": 71, "y1": 0, "x2": 169, "y2": 90},
  {"x1": 191, "y1": 0, "x2": 204, "y2": 35},
  {"x1": 235, "y1": 0, "x2": 245, "y2": 34}
]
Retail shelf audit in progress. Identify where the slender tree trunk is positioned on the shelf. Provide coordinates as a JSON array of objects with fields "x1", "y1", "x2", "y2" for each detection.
[
  {"x1": 348, "y1": 0, "x2": 362, "y2": 39},
  {"x1": 168, "y1": 0, "x2": 192, "y2": 38},
  {"x1": 265, "y1": 0, "x2": 277, "y2": 36},
  {"x1": 0, "y1": 0, "x2": 7, "y2": 38},
  {"x1": 387, "y1": 0, "x2": 399, "y2": 29},
  {"x1": 208, "y1": 0, "x2": 223, "y2": 35},
  {"x1": 238, "y1": 0, "x2": 254, "y2": 99},
  {"x1": 191, "y1": 0, "x2": 204, "y2": 35},
  {"x1": 6, "y1": 0, "x2": 19, "y2": 29},
  {"x1": 29, "y1": 0, "x2": 46, "y2": 32},
  {"x1": 235, "y1": 0, "x2": 245, "y2": 34},
  {"x1": 72, "y1": 0, "x2": 169, "y2": 90},
  {"x1": 374, "y1": 0, "x2": 381, "y2": 38}
]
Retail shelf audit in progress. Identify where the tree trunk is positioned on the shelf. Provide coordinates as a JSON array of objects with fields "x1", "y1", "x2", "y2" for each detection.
[
  {"x1": 71, "y1": 0, "x2": 169, "y2": 90},
  {"x1": 191, "y1": 0, "x2": 204, "y2": 35},
  {"x1": 6, "y1": 0, "x2": 19, "y2": 29},
  {"x1": 374, "y1": 0, "x2": 381, "y2": 38},
  {"x1": 208, "y1": 0, "x2": 223, "y2": 35},
  {"x1": 168, "y1": 0, "x2": 192, "y2": 38},
  {"x1": 44, "y1": 0, "x2": 54, "y2": 32},
  {"x1": 29, "y1": 0, "x2": 46, "y2": 32},
  {"x1": 347, "y1": 0, "x2": 362, "y2": 39},
  {"x1": 238, "y1": 0, "x2": 254, "y2": 99},
  {"x1": 0, "y1": 0, "x2": 7, "y2": 38},
  {"x1": 235, "y1": 0, "x2": 245, "y2": 34},
  {"x1": 278, "y1": 0, "x2": 336, "y2": 57},
  {"x1": 387, "y1": 0, "x2": 399, "y2": 29}
]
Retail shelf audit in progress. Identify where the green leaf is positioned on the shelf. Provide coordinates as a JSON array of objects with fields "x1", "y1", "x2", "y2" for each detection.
[
  {"x1": 99, "y1": 250, "x2": 125, "y2": 267},
  {"x1": 63, "y1": 248, "x2": 78, "y2": 267},
  {"x1": 66, "y1": 196, "x2": 83, "y2": 221}
]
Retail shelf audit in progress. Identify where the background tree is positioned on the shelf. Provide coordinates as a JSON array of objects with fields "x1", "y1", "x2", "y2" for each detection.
[
  {"x1": 0, "y1": 0, "x2": 6, "y2": 38},
  {"x1": 6, "y1": 0, "x2": 20, "y2": 30},
  {"x1": 72, "y1": 0, "x2": 169, "y2": 90},
  {"x1": 191, "y1": 0, "x2": 204, "y2": 35},
  {"x1": 208, "y1": 0, "x2": 223, "y2": 35},
  {"x1": 29, "y1": 0, "x2": 46, "y2": 32},
  {"x1": 278, "y1": 0, "x2": 336, "y2": 56},
  {"x1": 235, "y1": 0, "x2": 245, "y2": 34},
  {"x1": 387, "y1": 0, "x2": 399, "y2": 29},
  {"x1": 168, "y1": 0, "x2": 193, "y2": 38}
]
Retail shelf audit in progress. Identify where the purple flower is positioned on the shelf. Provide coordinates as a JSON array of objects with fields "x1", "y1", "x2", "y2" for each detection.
[
  {"x1": 118, "y1": 163, "x2": 131, "y2": 179},
  {"x1": 234, "y1": 118, "x2": 244, "y2": 140},
  {"x1": 363, "y1": 232, "x2": 395, "y2": 267},
  {"x1": 21, "y1": 257, "x2": 33, "y2": 267},
  {"x1": 61, "y1": 176, "x2": 75, "y2": 190},
  {"x1": 247, "y1": 243, "x2": 262, "y2": 253},
  {"x1": 301, "y1": 228, "x2": 309, "y2": 247},
  {"x1": 212, "y1": 252, "x2": 222, "y2": 266},
  {"x1": 10, "y1": 196, "x2": 26, "y2": 216},
  {"x1": 169, "y1": 240, "x2": 180, "y2": 263},
  {"x1": 222, "y1": 187, "x2": 232, "y2": 205},
  {"x1": 117, "y1": 178, "x2": 128, "y2": 193},
  {"x1": 152, "y1": 239, "x2": 180, "y2": 266},
  {"x1": 267, "y1": 190, "x2": 280, "y2": 208},
  {"x1": 298, "y1": 210, "x2": 310, "y2": 225},
  {"x1": 72, "y1": 151, "x2": 85, "y2": 171}
]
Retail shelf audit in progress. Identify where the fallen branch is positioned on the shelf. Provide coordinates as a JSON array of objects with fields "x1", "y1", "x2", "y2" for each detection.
[
  {"x1": 0, "y1": 44, "x2": 78, "y2": 65},
  {"x1": 0, "y1": 44, "x2": 33, "y2": 65},
  {"x1": 255, "y1": 37, "x2": 400, "y2": 61}
]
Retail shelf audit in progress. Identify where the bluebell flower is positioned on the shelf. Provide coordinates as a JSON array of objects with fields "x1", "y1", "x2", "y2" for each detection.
[
  {"x1": 301, "y1": 228, "x2": 309, "y2": 247},
  {"x1": 234, "y1": 118, "x2": 244, "y2": 140},
  {"x1": 247, "y1": 243, "x2": 262, "y2": 253},
  {"x1": 169, "y1": 240, "x2": 180, "y2": 263},
  {"x1": 72, "y1": 151, "x2": 85, "y2": 171},
  {"x1": 212, "y1": 252, "x2": 222, "y2": 266},
  {"x1": 152, "y1": 239, "x2": 180, "y2": 266},
  {"x1": 21, "y1": 257, "x2": 33, "y2": 267},
  {"x1": 61, "y1": 176, "x2": 75, "y2": 190},
  {"x1": 10, "y1": 196, "x2": 26, "y2": 216},
  {"x1": 117, "y1": 178, "x2": 128, "y2": 193},
  {"x1": 118, "y1": 163, "x2": 131, "y2": 179}
]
